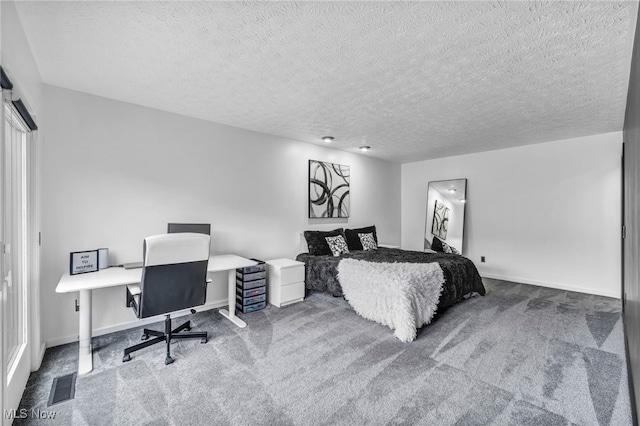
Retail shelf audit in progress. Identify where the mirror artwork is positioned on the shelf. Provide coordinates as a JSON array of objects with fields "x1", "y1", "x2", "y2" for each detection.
[{"x1": 424, "y1": 179, "x2": 467, "y2": 254}]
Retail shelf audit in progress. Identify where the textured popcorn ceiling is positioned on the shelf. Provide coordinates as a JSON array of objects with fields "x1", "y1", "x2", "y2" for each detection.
[{"x1": 15, "y1": 1, "x2": 638, "y2": 163}]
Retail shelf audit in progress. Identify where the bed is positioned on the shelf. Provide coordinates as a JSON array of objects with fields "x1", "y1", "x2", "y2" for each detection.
[
  {"x1": 296, "y1": 228, "x2": 485, "y2": 341},
  {"x1": 297, "y1": 247, "x2": 485, "y2": 303}
]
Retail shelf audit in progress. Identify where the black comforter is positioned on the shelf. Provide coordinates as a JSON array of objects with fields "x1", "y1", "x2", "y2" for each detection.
[{"x1": 296, "y1": 247, "x2": 485, "y2": 310}]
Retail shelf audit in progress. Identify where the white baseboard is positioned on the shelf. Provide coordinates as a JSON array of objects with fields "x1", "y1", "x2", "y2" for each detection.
[
  {"x1": 46, "y1": 299, "x2": 228, "y2": 348},
  {"x1": 31, "y1": 342, "x2": 46, "y2": 372},
  {"x1": 481, "y1": 273, "x2": 621, "y2": 299},
  {"x1": 38, "y1": 343, "x2": 46, "y2": 364}
]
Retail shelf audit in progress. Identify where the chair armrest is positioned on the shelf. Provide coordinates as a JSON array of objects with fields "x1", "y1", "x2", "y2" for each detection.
[
  {"x1": 127, "y1": 283, "x2": 141, "y2": 296},
  {"x1": 126, "y1": 283, "x2": 141, "y2": 316}
]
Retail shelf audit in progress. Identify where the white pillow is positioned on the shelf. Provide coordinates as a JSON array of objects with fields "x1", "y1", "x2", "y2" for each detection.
[
  {"x1": 325, "y1": 235, "x2": 350, "y2": 256},
  {"x1": 358, "y1": 232, "x2": 378, "y2": 250},
  {"x1": 298, "y1": 232, "x2": 309, "y2": 254}
]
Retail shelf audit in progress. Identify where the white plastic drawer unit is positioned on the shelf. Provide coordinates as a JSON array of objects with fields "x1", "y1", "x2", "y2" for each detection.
[{"x1": 266, "y1": 258, "x2": 305, "y2": 308}]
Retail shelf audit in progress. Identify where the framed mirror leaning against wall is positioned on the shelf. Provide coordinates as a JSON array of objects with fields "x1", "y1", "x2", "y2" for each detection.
[{"x1": 424, "y1": 178, "x2": 467, "y2": 254}]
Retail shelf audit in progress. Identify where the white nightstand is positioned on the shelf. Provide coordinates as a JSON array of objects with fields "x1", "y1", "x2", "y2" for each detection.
[
  {"x1": 266, "y1": 258, "x2": 305, "y2": 307},
  {"x1": 378, "y1": 243, "x2": 400, "y2": 249}
]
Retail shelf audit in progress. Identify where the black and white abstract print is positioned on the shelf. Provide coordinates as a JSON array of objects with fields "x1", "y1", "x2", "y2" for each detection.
[
  {"x1": 431, "y1": 200, "x2": 449, "y2": 239},
  {"x1": 309, "y1": 160, "x2": 350, "y2": 218}
]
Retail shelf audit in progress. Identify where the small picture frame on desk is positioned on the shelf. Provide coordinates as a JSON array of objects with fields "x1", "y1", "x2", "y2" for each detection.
[{"x1": 70, "y1": 250, "x2": 99, "y2": 275}]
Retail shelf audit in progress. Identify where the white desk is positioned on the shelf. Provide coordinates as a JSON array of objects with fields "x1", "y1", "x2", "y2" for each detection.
[{"x1": 56, "y1": 254, "x2": 257, "y2": 375}]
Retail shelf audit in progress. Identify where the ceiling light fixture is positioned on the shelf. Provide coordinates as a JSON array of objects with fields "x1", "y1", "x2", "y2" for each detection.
[
  {"x1": 460, "y1": 199, "x2": 466, "y2": 203},
  {"x1": 359, "y1": 145, "x2": 371, "y2": 152},
  {"x1": 322, "y1": 136, "x2": 334, "y2": 143},
  {"x1": 449, "y1": 188, "x2": 457, "y2": 193}
]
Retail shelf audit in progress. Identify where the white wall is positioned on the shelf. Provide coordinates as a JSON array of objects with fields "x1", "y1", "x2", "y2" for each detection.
[
  {"x1": 1, "y1": 1, "x2": 42, "y2": 118},
  {"x1": 41, "y1": 85, "x2": 401, "y2": 346},
  {"x1": 402, "y1": 132, "x2": 622, "y2": 298}
]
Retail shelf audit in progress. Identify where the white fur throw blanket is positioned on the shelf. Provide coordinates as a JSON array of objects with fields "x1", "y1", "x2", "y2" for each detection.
[{"x1": 337, "y1": 259, "x2": 445, "y2": 342}]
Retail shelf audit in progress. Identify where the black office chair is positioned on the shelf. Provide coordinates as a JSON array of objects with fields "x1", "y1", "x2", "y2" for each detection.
[{"x1": 123, "y1": 233, "x2": 211, "y2": 365}]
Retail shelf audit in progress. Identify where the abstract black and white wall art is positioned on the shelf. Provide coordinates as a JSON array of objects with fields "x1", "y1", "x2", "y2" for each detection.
[
  {"x1": 431, "y1": 200, "x2": 449, "y2": 239},
  {"x1": 309, "y1": 160, "x2": 350, "y2": 218}
]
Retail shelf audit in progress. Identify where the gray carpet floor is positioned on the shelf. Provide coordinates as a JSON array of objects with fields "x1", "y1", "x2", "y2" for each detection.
[{"x1": 16, "y1": 278, "x2": 632, "y2": 425}]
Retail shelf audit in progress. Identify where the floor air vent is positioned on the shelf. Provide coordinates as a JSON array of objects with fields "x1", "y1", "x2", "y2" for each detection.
[{"x1": 47, "y1": 372, "x2": 77, "y2": 406}]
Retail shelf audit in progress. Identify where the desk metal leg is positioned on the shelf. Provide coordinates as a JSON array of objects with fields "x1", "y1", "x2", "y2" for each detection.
[
  {"x1": 78, "y1": 289, "x2": 93, "y2": 375},
  {"x1": 219, "y1": 270, "x2": 247, "y2": 328}
]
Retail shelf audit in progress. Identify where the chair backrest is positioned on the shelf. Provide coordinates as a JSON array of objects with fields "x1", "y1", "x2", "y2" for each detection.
[
  {"x1": 138, "y1": 233, "x2": 211, "y2": 318},
  {"x1": 167, "y1": 223, "x2": 211, "y2": 235}
]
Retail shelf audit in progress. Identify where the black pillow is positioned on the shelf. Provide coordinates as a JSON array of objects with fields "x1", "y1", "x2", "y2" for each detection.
[
  {"x1": 344, "y1": 226, "x2": 378, "y2": 251},
  {"x1": 431, "y1": 236, "x2": 445, "y2": 252},
  {"x1": 304, "y1": 228, "x2": 345, "y2": 256},
  {"x1": 432, "y1": 236, "x2": 458, "y2": 254}
]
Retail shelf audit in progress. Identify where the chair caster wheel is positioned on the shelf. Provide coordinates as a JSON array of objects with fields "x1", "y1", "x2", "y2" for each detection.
[
  {"x1": 165, "y1": 356, "x2": 174, "y2": 365},
  {"x1": 123, "y1": 354, "x2": 131, "y2": 362},
  {"x1": 141, "y1": 334, "x2": 149, "y2": 341},
  {"x1": 201, "y1": 337, "x2": 208, "y2": 344}
]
